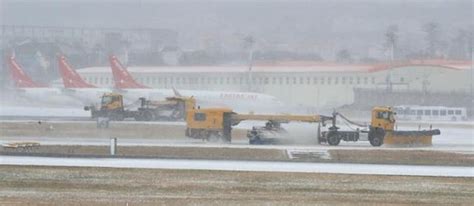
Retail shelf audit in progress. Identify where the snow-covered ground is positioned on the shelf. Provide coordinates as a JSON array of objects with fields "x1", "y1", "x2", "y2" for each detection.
[
  {"x1": 0, "y1": 106, "x2": 89, "y2": 118},
  {"x1": 0, "y1": 156, "x2": 472, "y2": 177}
]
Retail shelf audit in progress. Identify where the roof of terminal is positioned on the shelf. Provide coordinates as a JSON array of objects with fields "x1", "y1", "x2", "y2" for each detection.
[{"x1": 77, "y1": 60, "x2": 472, "y2": 74}]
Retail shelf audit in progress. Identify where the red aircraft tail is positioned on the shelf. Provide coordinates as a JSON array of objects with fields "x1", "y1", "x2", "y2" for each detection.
[
  {"x1": 58, "y1": 55, "x2": 96, "y2": 88},
  {"x1": 109, "y1": 55, "x2": 149, "y2": 89},
  {"x1": 7, "y1": 56, "x2": 46, "y2": 88}
]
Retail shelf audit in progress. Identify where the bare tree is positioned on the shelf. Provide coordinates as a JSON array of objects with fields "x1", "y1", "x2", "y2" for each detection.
[
  {"x1": 384, "y1": 24, "x2": 399, "y2": 61},
  {"x1": 422, "y1": 22, "x2": 440, "y2": 58},
  {"x1": 336, "y1": 49, "x2": 352, "y2": 63}
]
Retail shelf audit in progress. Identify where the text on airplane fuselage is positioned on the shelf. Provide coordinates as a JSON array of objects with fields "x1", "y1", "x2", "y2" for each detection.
[{"x1": 219, "y1": 93, "x2": 257, "y2": 100}]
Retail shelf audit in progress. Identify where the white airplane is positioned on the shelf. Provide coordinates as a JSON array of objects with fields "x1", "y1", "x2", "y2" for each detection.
[
  {"x1": 57, "y1": 55, "x2": 112, "y2": 105},
  {"x1": 6, "y1": 56, "x2": 78, "y2": 106},
  {"x1": 109, "y1": 55, "x2": 284, "y2": 112}
]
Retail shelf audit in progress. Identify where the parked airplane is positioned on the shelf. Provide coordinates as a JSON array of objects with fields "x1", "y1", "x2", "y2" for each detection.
[
  {"x1": 109, "y1": 55, "x2": 284, "y2": 112},
  {"x1": 6, "y1": 56, "x2": 78, "y2": 106},
  {"x1": 58, "y1": 55, "x2": 112, "y2": 104}
]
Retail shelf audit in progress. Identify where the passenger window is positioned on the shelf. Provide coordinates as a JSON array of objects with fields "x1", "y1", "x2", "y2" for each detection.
[
  {"x1": 432, "y1": 110, "x2": 439, "y2": 115},
  {"x1": 448, "y1": 110, "x2": 454, "y2": 115},
  {"x1": 417, "y1": 110, "x2": 423, "y2": 115},
  {"x1": 440, "y1": 110, "x2": 446, "y2": 116},
  {"x1": 455, "y1": 110, "x2": 462, "y2": 115}
]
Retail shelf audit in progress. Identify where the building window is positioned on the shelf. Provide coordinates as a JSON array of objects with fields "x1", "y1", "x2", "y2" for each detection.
[
  {"x1": 226, "y1": 77, "x2": 230, "y2": 84},
  {"x1": 349, "y1": 77, "x2": 353, "y2": 84},
  {"x1": 306, "y1": 77, "x2": 310, "y2": 84},
  {"x1": 176, "y1": 77, "x2": 180, "y2": 84},
  {"x1": 371, "y1": 77, "x2": 375, "y2": 84},
  {"x1": 264, "y1": 77, "x2": 269, "y2": 85},
  {"x1": 293, "y1": 77, "x2": 296, "y2": 84},
  {"x1": 342, "y1": 77, "x2": 346, "y2": 84},
  {"x1": 272, "y1": 77, "x2": 276, "y2": 84},
  {"x1": 334, "y1": 77, "x2": 339, "y2": 85},
  {"x1": 440, "y1": 110, "x2": 447, "y2": 116},
  {"x1": 240, "y1": 77, "x2": 243, "y2": 84},
  {"x1": 220, "y1": 78, "x2": 224, "y2": 84},
  {"x1": 400, "y1": 77, "x2": 404, "y2": 83},
  {"x1": 313, "y1": 77, "x2": 318, "y2": 84},
  {"x1": 424, "y1": 110, "x2": 431, "y2": 115},
  {"x1": 364, "y1": 77, "x2": 368, "y2": 84},
  {"x1": 299, "y1": 77, "x2": 304, "y2": 84},
  {"x1": 356, "y1": 77, "x2": 360, "y2": 84},
  {"x1": 327, "y1": 77, "x2": 332, "y2": 85},
  {"x1": 286, "y1": 77, "x2": 290, "y2": 84},
  {"x1": 279, "y1": 77, "x2": 283, "y2": 84},
  {"x1": 321, "y1": 77, "x2": 325, "y2": 85}
]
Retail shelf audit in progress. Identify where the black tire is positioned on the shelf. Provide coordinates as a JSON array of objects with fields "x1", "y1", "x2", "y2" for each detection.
[
  {"x1": 327, "y1": 132, "x2": 341, "y2": 146},
  {"x1": 369, "y1": 128, "x2": 385, "y2": 147},
  {"x1": 369, "y1": 136, "x2": 383, "y2": 147},
  {"x1": 109, "y1": 113, "x2": 124, "y2": 121},
  {"x1": 249, "y1": 135, "x2": 262, "y2": 145},
  {"x1": 142, "y1": 111, "x2": 155, "y2": 121}
]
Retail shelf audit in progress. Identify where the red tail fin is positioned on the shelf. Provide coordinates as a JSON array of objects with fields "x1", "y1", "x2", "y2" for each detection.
[
  {"x1": 58, "y1": 55, "x2": 96, "y2": 88},
  {"x1": 7, "y1": 56, "x2": 46, "y2": 88},
  {"x1": 109, "y1": 55, "x2": 149, "y2": 89}
]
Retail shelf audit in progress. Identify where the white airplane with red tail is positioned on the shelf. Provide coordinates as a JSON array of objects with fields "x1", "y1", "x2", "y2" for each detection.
[
  {"x1": 109, "y1": 56, "x2": 283, "y2": 112},
  {"x1": 6, "y1": 56, "x2": 78, "y2": 105}
]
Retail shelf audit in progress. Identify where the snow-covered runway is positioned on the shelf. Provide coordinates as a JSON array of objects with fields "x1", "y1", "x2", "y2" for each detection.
[{"x1": 1, "y1": 156, "x2": 472, "y2": 177}]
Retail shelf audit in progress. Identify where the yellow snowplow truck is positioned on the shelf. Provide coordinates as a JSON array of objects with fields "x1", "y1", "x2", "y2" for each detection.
[
  {"x1": 185, "y1": 107, "x2": 333, "y2": 143},
  {"x1": 185, "y1": 106, "x2": 440, "y2": 146},
  {"x1": 84, "y1": 93, "x2": 195, "y2": 121},
  {"x1": 320, "y1": 106, "x2": 441, "y2": 146}
]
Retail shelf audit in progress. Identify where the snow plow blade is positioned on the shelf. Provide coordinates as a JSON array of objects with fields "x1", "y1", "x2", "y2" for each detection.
[{"x1": 384, "y1": 129, "x2": 441, "y2": 146}]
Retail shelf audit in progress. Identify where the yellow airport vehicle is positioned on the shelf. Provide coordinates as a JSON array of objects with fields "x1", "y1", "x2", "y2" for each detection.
[
  {"x1": 321, "y1": 106, "x2": 440, "y2": 146},
  {"x1": 185, "y1": 106, "x2": 440, "y2": 146},
  {"x1": 84, "y1": 93, "x2": 196, "y2": 121},
  {"x1": 185, "y1": 107, "x2": 332, "y2": 143}
]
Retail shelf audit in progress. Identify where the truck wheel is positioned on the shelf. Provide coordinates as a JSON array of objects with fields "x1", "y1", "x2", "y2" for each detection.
[
  {"x1": 142, "y1": 111, "x2": 155, "y2": 121},
  {"x1": 369, "y1": 136, "x2": 383, "y2": 147},
  {"x1": 109, "y1": 113, "x2": 124, "y2": 121},
  {"x1": 249, "y1": 136, "x2": 262, "y2": 145},
  {"x1": 327, "y1": 132, "x2": 341, "y2": 146},
  {"x1": 369, "y1": 128, "x2": 385, "y2": 147}
]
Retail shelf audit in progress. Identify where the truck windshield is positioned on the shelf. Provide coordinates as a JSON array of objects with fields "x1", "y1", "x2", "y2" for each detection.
[
  {"x1": 101, "y1": 96, "x2": 113, "y2": 105},
  {"x1": 377, "y1": 111, "x2": 394, "y2": 122}
]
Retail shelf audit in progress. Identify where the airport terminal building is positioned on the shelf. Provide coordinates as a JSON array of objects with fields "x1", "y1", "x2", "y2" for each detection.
[{"x1": 77, "y1": 61, "x2": 473, "y2": 109}]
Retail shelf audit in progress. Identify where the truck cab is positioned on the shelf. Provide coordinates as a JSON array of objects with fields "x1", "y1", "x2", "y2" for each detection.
[
  {"x1": 371, "y1": 106, "x2": 396, "y2": 132},
  {"x1": 100, "y1": 93, "x2": 124, "y2": 112}
]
